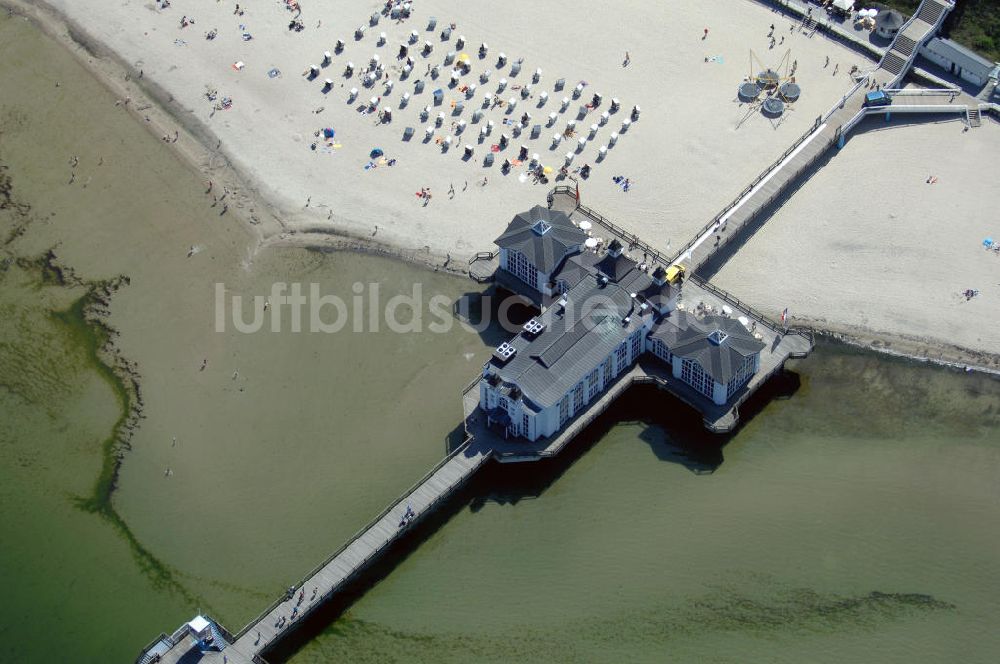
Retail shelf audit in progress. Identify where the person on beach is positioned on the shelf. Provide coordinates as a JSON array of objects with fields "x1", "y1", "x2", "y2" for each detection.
[
  {"x1": 623, "y1": 51, "x2": 630, "y2": 67},
  {"x1": 703, "y1": 27, "x2": 709, "y2": 39}
]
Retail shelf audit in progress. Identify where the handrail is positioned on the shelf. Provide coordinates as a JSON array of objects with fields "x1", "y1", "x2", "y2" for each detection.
[
  {"x1": 468, "y1": 251, "x2": 496, "y2": 265},
  {"x1": 667, "y1": 116, "x2": 826, "y2": 269},
  {"x1": 882, "y1": 87, "x2": 960, "y2": 96},
  {"x1": 233, "y1": 440, "x2": 478, "y2": 641},
  {"x1": 574, "y1": 201, "x2": 673, "y2": 267},
  {"x1": 548, "y1": 186, "x2": 676, "y2": 268},
  {"x1": 689, "y1": 275, "x2": 779, "y2": 333},
  {"x1": 822, "y1": 78, "x2": 867, "y2": 123},
  {"x1": 134, "y1": 634, "x2": 171, "y2": 664},
  {"x1": 462, "y1": 374, "x2": 482, "y2": 395},
  {"x1": 881, "y1": 0, "x2": 953, "y2": 88}
]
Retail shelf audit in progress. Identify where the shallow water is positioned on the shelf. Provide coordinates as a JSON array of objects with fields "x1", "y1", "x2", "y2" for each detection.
[
  {"x1": 1, "y1": 11, "x2": 999, "y2": 664},
  {"x1": 289, "y1": 348, "x2": 1000, "y2": 664}
]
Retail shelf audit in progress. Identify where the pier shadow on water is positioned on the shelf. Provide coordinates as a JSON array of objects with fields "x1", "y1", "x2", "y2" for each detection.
[
  {"x1": 452, "y1": 284, "x2": 538, "y2": 346},
  {"x1": 262, "y1": 363, "x2": 801, "y2": 662}
]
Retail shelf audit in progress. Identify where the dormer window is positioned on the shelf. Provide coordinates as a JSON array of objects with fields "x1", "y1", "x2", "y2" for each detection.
[
  {"x1": 532, "y1": 219, "x2": 552, "y2": 235},
  {"x1": 708, "y1": 329, "x2": 728, "y2": 345}
]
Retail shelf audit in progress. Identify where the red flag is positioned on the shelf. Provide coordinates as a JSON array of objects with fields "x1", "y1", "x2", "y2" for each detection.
[{"x1": 575, "y1": 181, "x2": 580, "y2": 203}]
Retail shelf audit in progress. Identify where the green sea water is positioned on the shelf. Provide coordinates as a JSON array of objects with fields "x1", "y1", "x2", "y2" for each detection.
[
  {"x1": 286, "y1": 350, "x2": 1000, "y2": 663},
  {"x1": 2, "y1": 10, "x2": 999, "y2": 664}
]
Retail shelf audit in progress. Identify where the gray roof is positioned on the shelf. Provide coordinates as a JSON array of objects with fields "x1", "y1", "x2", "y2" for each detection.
[
  {"x1": 554, "y1": 252, "x2": 601, "y2": 290},
  {"x1": 595, "y1": 252, "x2": 638, "y2": 283},
  {"x1": 491, "y1": 273, "x2": 646, "y2": 409},
  {"x1": 490, "y1": 238, "x2": 740, "y2": 409},
  {"x1": 494, "y1": 206, "x2": 587, "y2": 275},
  {"x1": 924, "y1": 37, "x2": 995, "y2": 73},
  {"x1": 665, "y1": 315, "x2": 765, "y2": 385},
  {"x1": 876, "y1": 9, "x2": 904, "y2": 29}
]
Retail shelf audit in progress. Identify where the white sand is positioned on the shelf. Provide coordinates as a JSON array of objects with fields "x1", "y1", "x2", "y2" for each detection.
[
  {"x1": 19, "y1": 0, "x2": 999, "y2": 363},
  {"x1": 713, "y1": 115, "x2": 1000, "y2": 363},
  {"x1": 37, "y1": 0, "x2": 868, "y2": 259}
]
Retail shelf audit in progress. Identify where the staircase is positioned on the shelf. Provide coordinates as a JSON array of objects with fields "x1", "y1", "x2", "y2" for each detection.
[
  {"x1": 210, "y1": 622, "x2": 229, "y2": 650},
  {"x1": 877, "y1": 0, "x2": 955, "y2": 87},
  {"x1": 916, "y1": 0, "x2": 947, "y2": 24},
  {"x1": 880, "y1": 51, "x2": 908, "y2": 77},
  {"x1": 967, "y1": 107, "x2": 982, "y2": 128},
  {"x1": 893, "y1": 34, "x2": 918, "y2": 58}
]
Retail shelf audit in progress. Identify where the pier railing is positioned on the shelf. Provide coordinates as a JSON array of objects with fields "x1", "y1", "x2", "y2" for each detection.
[
  {"x1": 688, "y1": 275, "x2": 780, "y2": 334},
  {"x1": 233, "y1": 439, "x2": 479, "y2": 645},
  {"x1": 822, "y1": 78, "x2": 867, "y2": 124},
  {"x1": 549, "y1": 187, "x2": 675, "y2": 269},
  {"x1": 668, "y1": 116, "x2": 831, "y2": 271},
  {"x1": 135, "y1": 633, "x2": 171, "y2": 664},
  {"x1": 547, "y1": 189, "x2": 816, "y2": 342},
  {"x1": 135, "y1": 613, "x2": 236, "y2": 664},
  {"x1": 468, "y1": 250, "x2": 496, "y2": 265}
]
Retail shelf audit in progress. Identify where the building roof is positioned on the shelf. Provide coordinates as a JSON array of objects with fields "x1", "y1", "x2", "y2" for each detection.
[
  {"x1": 494, "y1": 206, "x2": 587, "y2": 275},
  {"x1": 490, "y1": 236, "x2": 732, "y2": 410},
  {"x1": 491, "y1": 272, "x2": 646, "y2": 408},
  {"x1": 554, "y1": 251, "x2": 601, "y2": 290},
  {"x1": 666, "y1": 315, "x2": 765, "y2": 385},
  {"x1": 594, "y1": 252, "x2": 638, "y2": 283},
  {"x1": 876, "y1": 9, "x2": 904, "y2": 30},
  {"x1": 924, "y1": 37, "x2": 995, "y2": 75}
]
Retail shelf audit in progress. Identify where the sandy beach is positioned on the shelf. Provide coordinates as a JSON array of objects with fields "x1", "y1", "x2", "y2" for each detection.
[
  {"x1": 6, "y1": 0, "x2": 998, "y2": 367},
  {"x1": 5, "y1": 5, "x2": 1000, "y2": 661},
  {"x1": 713, "y1": 114, "x2": 1000, "y2": 369},
  {"x1": 20, "y1": 0, "x2": 869, "y2": 255}
]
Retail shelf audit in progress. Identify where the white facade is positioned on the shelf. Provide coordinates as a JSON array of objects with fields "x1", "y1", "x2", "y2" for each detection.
[
  {"x1": 499, "y1": 247, "x2": 547, "y2": 292},
  {"x1": 481, "y1": 324, "x2": 652, "y2": 442},
  {"x1": 670, "y1": 353, "x2": 760, "y2": 406},
  {"x1": 920, "y1": 38, "x2": 997, "y2": 88}
]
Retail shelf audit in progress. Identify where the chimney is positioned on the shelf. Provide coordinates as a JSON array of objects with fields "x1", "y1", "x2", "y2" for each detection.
[{"x1": 651, "y1": 265, "x2": 667, "y2": 286}]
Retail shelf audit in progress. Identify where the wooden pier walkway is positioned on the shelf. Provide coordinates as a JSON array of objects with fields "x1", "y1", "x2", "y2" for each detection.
[
  {"x1": 232, "y1": 443, "x2": 490, "y2": 662},
  {"x1": 661, "y1": 0, "x2": 956, "y2": 277},
  {"x1": 141, "y1": 4, "x2": 966, "y2": 662},
  {"x1": 139, "y1": 442, "x2": 490, "y2": 664}
]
